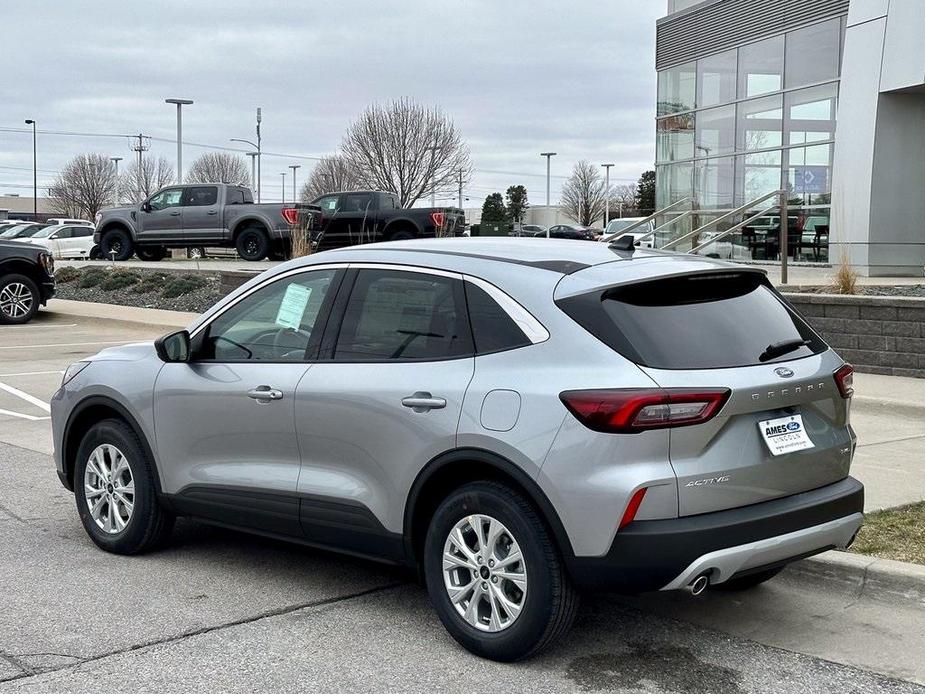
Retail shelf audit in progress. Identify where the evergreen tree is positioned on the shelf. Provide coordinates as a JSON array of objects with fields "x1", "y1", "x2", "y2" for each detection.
[
  {"x1": 635, "y1": 170, "x2": 656, "y2": 215},
  {"x1": 505, "y1": 185, "x2": 529, "y2": 223},
  {"x1": 481, "y1": 192, "x2": 508, "y2": 226}
]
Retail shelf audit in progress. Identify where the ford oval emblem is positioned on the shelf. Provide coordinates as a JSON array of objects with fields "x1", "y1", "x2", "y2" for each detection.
[{"x1": 774, "y1": 367, "x2": 794, "y2": 378}]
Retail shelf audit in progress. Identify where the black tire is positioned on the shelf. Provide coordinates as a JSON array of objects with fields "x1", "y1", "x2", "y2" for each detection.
[
  {"x1": 73, "y1": 418, "x2": 174, "y2": 555},
  {"x1": 0, "y1": 273, "x2": 40, "y2": 325},
  {"x1": 235, "y1": 226, "x2": 269, "y2": 261},
  {"x1": 100, "y1": 228, "x2": 134, "y2": 261},
  {"x1": 136, "y1": 246, "x2": 167, "y2": 262},
  {"x1": 88, "y1": 245, "x2": 103, "y2": 260},
  {"x1": 424, "y1": 481, "x2": 579, "y2": 662},
  {"x1": 388, "y1": 229, "x2": 414, "y2": 242},
  {"x1": 715, "y1": 567, "x2": 783, "y2": 591}
]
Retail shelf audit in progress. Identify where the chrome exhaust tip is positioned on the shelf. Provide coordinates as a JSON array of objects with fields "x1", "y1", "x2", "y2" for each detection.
[{"x1": 686, "y1": 573, "x2": 710, "y2": 596}]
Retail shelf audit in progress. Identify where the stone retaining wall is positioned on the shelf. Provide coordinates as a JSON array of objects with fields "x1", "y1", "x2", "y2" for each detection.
[{"x1": 783, "y1": 293, "x2": 925, "y2": 378}]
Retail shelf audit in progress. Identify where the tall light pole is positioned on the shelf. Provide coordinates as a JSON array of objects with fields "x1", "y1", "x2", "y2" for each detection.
[
  {"x1": 245, "y1": 152, "x2": 258, "y2": 191},
  {"x1": 110, "y1": 156, "x2": 123, "y2": 206},
  {"x1": 601, "y1": 163, "x2": 614, "y2": 227},
  {"x1": 425, "y1": 145, "x2": 439, "y2": 206},
  {"x1": 256, "y1": 108, "x2": 262, "y2": 202},
  {"x1": 165, "y1": 99, "x2": 193, "y2": 184},
  {"x1": 280, "y1": 172, "x2": 286, "y2": 203},
  {"x1": 540, "y1": 152, "x2": 556, "y2": 238},
  {"x1": 24, "y1": 119, "x2": 36, "y2": 217},
  {"x1": 289, "y1": 164, "x2": 300, "y2": 203},
  {"x1": 231, "y1": 137, "x2": 260, "y2": 197}
]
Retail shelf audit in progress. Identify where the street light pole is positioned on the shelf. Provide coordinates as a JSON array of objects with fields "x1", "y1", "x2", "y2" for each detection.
[
  {"x1": 280, "y1": 173, "x2": 286, "y2": 203},
  {"x1": 425, "y1": 145, "x2": 439, "y2": 206},
  {"x1": 540, "y1": 152, "x2": 556, "y2": 238},
  {"x1": 601, "y1": 163, "x2": 614, "y2": 227},
  {"x1": 110, "y1": 156, "x2": 123, "y2": 206},
  {"x1": 256, "y1": 108, "x2": 262, "y2": 203},
  {"x1": 289, "y1": 164, "x2": 301, "y2": 203},
  {"x1": 165, "y1": 99, "x2": 193, "y2": 184},
  {"x1": 24, "y1": 119, "x2": 36, "y2": 217},
  {"x1": 245, "y1": 152, "x2": 258, "y2": 191}
]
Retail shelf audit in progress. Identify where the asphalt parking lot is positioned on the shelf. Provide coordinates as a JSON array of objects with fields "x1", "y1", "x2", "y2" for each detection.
[{"x1": 1, "y1": 309, "x2": 923, "y2": 692}]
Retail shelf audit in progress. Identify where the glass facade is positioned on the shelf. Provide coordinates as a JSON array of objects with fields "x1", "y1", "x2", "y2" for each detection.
[{"x1": 655, "y1": 17, "x2": 844, "y2": 262}]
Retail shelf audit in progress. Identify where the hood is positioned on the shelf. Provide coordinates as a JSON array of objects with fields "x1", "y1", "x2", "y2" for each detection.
[
  {"x1": 98, "y1": 207, "x2": 135, "y2": 218},
  {"x1": 87, "y1": 342, "x2": 156, "y2": 362},
  {"x1": 0, "y1": 239, "x2": 44, "y2": 255}
]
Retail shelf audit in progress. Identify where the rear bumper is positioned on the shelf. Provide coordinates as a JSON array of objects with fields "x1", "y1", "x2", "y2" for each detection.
[{"x1": 565, "y1": 476, "x2": 864, "y2": 593}]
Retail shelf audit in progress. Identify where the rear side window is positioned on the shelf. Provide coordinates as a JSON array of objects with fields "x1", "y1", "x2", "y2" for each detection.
[
  {"x1": 334, "y1": 270, "x2": 473, "y2": 361},
  {"x1": 557, "y1": 272, "x2": 826, "y2": 369},
  {"x1": 464, "y1": 282, "x2": 530, "y2": 354}
]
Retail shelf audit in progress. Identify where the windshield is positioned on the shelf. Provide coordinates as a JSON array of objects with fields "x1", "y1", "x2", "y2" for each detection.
[
  {"x1": 0, "y1": 224, "x2": 34, "y2": 238},
  {"x1": 30, "y1": 226, "x2": 58, "y2": 238},
  {"x1": 14, "y1": 225, "x2": 48, "y2": 238}
]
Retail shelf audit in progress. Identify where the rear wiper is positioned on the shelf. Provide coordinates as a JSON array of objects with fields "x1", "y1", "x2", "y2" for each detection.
[{"x1": 759, "y1": 338, "x2": 810, "y2": 362}]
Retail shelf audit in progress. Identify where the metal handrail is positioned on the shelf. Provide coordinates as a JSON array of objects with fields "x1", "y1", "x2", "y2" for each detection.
[
  {"x1": 687, "y1": 207, "x2": 779, "y2": 254},
  {"x1": 660, "y1": 189, "x2": 785, "y2": 251},
  {"x1": 601, "y1": 197, "x2": 692, "y2": 243},
  {"x1": 633, "y1": 209, "x2": 695, "y2": 245}
]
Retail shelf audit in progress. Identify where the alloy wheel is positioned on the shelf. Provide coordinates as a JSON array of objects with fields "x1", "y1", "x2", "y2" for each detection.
[
  {"x1": 0, "y1": 282, "x2": 33, "y2": 319},
  {"x1": 83, "y1": 444, "x2": 135, "y2": 534},
  {"x1": 442, "y1": 514, "x2": 527, "y2": 632}
]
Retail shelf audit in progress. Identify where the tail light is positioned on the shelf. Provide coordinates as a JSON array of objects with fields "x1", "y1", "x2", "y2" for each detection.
[
  {"x1": 430, "y1": 212, "x2": 445, "y2": 227},
  {"x1": 559, "y1": 388, "x2": 730, "y2": 434},
  {"x1": 834, "y1": 364, "x2": 854, "y2": 398},
  {"x1": 282, "y1": 207, "x2": 299, "y2": 225}
]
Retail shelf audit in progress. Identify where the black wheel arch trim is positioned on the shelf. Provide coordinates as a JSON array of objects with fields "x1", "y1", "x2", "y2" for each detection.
[
  {"x1": 61, "y1": 395, "x2": 167, "y2": 503},
  {"x1": 403, "y1": 447, "x2": 575, "y2": 563}
]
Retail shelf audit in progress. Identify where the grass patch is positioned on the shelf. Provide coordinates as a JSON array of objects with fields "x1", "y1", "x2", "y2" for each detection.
[
  {"x1": 132, "y1": 273, "x2": 167, "y2": 294},
  {"x1": 54, "y1": 266, "x2": 81, "y2": 284},
  {"x1": 99, "y1": 270, "x2": 141, "y2": 291},
  {"x1": 78, "y1": 267, "x2": 108, "y2": 288},
  {"x1": 850, "y1": 501, "x2": 925, "y2": 565},
  {"x1": 161, "y1": 274, "x2": 206, "y2": 299}
]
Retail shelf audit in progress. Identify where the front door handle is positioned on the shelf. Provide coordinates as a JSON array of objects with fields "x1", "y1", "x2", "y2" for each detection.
[
  {"x1": 169, "y1": 211, "x2": 181, "y2": 216},
  {"x1": 207, "y1": 210, "x2": 218, "y2": 215},
  {"x1": 401, "y1": 392, "x2": 446, "y2": 412},
  {"x1": 247, "y1": 386, "x2": 284, "y2": 402}
]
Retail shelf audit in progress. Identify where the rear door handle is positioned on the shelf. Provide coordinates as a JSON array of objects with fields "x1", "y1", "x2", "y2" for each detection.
[
  {"x1": 247, "y1": 386, "x2": 284, "y2": 402},
  {"x1": 169, "y1": 211, "x2": 181, "y2": 216},
  {"x1": 207, "y1": 210, "x2": 218, "y2": 215},
  {"x1": 401, "y1": 392, "x2": 446, "y2": 412}
]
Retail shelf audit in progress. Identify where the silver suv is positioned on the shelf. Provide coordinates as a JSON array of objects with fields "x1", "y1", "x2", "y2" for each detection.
[{"x1": 51, "y1": 238, "x2": 863, "y2": 661}]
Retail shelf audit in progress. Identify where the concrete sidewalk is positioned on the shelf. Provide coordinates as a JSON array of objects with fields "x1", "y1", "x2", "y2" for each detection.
[{"x1": 44, "y1": 298, "x2": 197, "y2": 329}]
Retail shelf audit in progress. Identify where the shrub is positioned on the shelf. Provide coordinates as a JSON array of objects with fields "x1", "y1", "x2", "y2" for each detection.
[
  {"x1": 831, "y1": 251, "x2": 859, "y2": 295},
  {"x1": 54, "y1": 266, "x2": 81, "y2": 283},
  {"x1": 78, "y1": 268, "x2": 108, "y2": 288},
  {"x1": 132, "y1": 274, "x2": 167, "y2": 294},
  {"x1": 161, "y1": 274, "x2": 207, "y2": 299},
  {"x1": 99, "y1": 271, "x2": 141, "y2": 291}
]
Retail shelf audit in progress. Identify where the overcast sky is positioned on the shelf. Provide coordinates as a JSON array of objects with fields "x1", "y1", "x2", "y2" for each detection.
[{"x1": 0, "y1": 0, "x2": 662, "y2": 207}]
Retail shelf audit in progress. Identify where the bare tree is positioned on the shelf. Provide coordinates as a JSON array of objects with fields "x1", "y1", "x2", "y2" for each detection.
[
  {"x1": 186, "y1": 152, "x2": 250, "y2": 186},
  {"x1": 340, "y1": 97, "x2": 471, "y2": 208},
  {"x1": 561, "y1": 160, "x2": 607, "y2": 226},
  {"x1": 121, "y1": 156, "x2": 175, "y2": 203},
  {"x1": 47, "y1": 153, "x2": 117, "y2": 219},
  {"x1": 300, "y1": 155, "x2": 362, "y2": 202},
  {"x1": 610, "y1": 183, "x2": 638, "y2": 217}
]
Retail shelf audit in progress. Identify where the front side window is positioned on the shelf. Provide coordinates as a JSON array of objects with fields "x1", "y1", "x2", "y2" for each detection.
[
  {"x1": 54, "y1": 227, "x2": 74, "y2": 239},
  {"x1": 182, "y1": 186, "x2": 218, "y2": 207},
  {"x1": 315, "y1": 195, "x2": 339, "y2": 214},
  {"x1": 334, "y1": 269, "x2": 472, "y2": 361},
  {"x1": 197, "y1": 269, "x2": 338, "y2": 361},
  {"x1": 149, "y1": 188, "x2": 183, "y2": 211}
]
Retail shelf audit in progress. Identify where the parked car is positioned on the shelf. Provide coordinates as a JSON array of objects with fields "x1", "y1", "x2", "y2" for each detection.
[
  {"x1": 24, "y1": 224, "x2": 96, "y2": 259},
  {"x1": 603, "y1": 217, "x2": 655, "y2": 246},
  {"x1": 94, "y1": 183, "x2": 302, "y2": 262},
  {"x1": 309, "y1": 190, "x2": 465, "y2": 251},
  {"x1": 0, "y1": 237, "x2": 55, "y2": 324},
  {"x1": 0, "y1": 222, "x2": 46, "y2": 239},
  {"x1": 511, "y1": 224, "x2": 546, "y2": 237},
  {"x1": 45, "y1": 218, "x2": 94, "y2": 227},
  {"x1": 52, "y1": 238, "x2": 862, "y2": 662},
  {"x1": 536, "y1": 224, "x2": 596, "y2": 240}
]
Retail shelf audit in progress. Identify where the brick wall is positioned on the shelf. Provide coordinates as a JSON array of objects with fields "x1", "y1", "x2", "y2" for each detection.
[{"x1": 783, "y1": 293, "x2": 925, "y2": 378}]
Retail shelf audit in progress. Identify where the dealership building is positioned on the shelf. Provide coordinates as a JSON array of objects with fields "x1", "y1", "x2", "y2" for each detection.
[{"x1": 656, "y1": 0, "x2": 925, "y2": 276}]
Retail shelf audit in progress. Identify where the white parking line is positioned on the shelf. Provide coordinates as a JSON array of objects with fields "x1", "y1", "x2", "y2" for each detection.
[
  {"x1": 0, "y1": 408, "x2": 50, "y2": 421},
  {"x1": 0, "y1": 382, "x2": 51, "y2": 413},
  {"x1": 2, "y1": 323, "x2": 77, "y2": 330},
  {"x1": 0, "y1": 340, "x2": 134, "y2": 350},
  {"x1": 0, "y1": 370, "x2": 65, "y2": 378}
]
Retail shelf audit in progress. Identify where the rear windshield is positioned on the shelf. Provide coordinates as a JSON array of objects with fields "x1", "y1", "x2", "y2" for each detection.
[{"x1": 557, "y1": 272, "x2": 826, "y2": 369}]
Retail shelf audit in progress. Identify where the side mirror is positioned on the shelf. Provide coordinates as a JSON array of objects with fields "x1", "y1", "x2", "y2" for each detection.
[
  {"x1": 142, "y1": 202, "x2": 152, "y2": 213},
  {"x1": 154, "y1": 329, "x2": 191, "y2": 363},
  {"x1": 49, "y1": 233, "x2": 59, "y2": 240}
]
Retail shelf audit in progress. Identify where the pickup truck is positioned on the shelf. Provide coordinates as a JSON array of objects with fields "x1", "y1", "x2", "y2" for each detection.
[
  {"x1": 94, "y1": 183, "x2": 300, "y2": 262},
  {"x1": 309, "y1": 190, "x2": 465, "y2": 252}
]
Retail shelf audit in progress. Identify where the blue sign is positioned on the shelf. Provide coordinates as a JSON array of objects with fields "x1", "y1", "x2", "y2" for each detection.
[{"x1": 792, "y1": 166, "x2": 828, "y2": 195}]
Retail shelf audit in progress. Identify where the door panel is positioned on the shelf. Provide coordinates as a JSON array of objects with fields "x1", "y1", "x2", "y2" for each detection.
[
  {"x1": 139, "y1": 187, "x2": 183, "y2": 241},
  {"x1": 180, "y1": 186, "x2": 221, "y2": 241}
]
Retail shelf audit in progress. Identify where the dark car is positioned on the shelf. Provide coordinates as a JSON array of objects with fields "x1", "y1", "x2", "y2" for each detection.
[
  {"x1": 0, "y1": 239, "x2": 55, "y2": 324},
  {"x1": 535, "y1": 224, "x2": 596, "y2": 241},
  {"x1": 310, "y1": 190, "x2": 465, "y2": 251}
]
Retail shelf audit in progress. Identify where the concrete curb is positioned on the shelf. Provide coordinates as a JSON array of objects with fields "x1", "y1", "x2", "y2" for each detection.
[
  {"x1": 852, "y1": 395, "x2": 925, "y2": 419},
  {"x1": 786, "y1": 550, "x2": 925, "y2": 607},
  {"x1": 45, "y1": 299, "x2": 197, "y2": 329}
]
